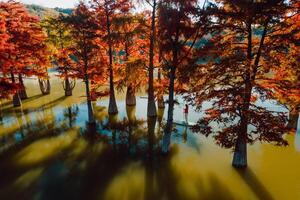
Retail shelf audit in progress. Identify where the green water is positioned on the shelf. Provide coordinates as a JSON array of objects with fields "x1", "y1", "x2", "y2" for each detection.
[{"x1": 0, "y1": 76, "x2": 299, "y2": 200}]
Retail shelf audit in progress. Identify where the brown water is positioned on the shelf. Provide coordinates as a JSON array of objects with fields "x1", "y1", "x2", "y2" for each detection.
[{"x1": 0, "y1": 75, "x2": 299, "y2": 200}]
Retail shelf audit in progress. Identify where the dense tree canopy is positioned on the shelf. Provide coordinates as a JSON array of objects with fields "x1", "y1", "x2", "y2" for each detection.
[{"x1": 0, "y1": 1, "x2": 49, "y2": 104}]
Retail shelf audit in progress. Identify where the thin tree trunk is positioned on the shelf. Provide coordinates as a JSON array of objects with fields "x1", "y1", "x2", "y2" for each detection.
[
  {"x1": 0, "y1": 101, "x2": 3, "y2": 123},
  {"x1": 162, "y1": 66, "x2": 176, "y2": 153},
  {"x1": 18, "y1": 74, "x2": 27, "y2": 100},
  {"x1": 157, "y1": 68, "x2": 165, "y2": 108},
  {"x1": 68, "y1": 107, "x2": 73, "y2": 128},
  {"x1": 147, "y1": 1, "x2": 157, "y2": 117},
  {"x1": 162, "y1": 25, "x2": 179, "y2": 154},
  {"x1": 85, "y1": 73, "x2": 95, "y2": 124},
  {"x1": 106, "y1": 12, "x2": 118, "y2": 115},
  {"x1": 126, "y1": 85, "x2": 136, "y2": 106}
]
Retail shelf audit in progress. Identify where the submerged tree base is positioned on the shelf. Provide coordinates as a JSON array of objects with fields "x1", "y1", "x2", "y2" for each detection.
[
  {"x1": 287, "y1": 111, "x2": 299, "y2": 130},
  {"x1": 158, "y1": 97, "x2": 165, "y2": 109},
  {"x1": 126, "y1": 89, "x2": 136, "y2": 106},
  {"x1": 232, "y1": 143, "x2": 247, "y2": 168},
  {"x1": 65, "y1": 89, "x2": 73, "y2": 97},
  {"x1": 147, "y1": 100, "x2": 157, "y2": 117},
  {"x1": 39, "y1": 79, "x2": 51, "y2": 95},
  {"x1": 12, "y1": 94, "x2": 21, "y2": 107},
  {"x1": 18, "y1": 89, "x2": 28, "y2": 100},
  {"x1": 108, "y1": 95, "x2": 118, "y2": 115}
]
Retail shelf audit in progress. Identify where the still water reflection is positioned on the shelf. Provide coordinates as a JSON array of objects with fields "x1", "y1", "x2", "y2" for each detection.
[{"x1": 0, "y1": 77, "x2": 299, "y2": 200}]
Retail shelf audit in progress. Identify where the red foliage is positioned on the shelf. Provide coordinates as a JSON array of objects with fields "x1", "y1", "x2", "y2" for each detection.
[{"x1": 0, "y1": 1, "x2": 50, "y2": 99}]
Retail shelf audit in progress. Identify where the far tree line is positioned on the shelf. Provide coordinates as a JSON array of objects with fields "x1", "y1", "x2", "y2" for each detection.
[{"x1": 0, "y1": 0, "x2": 299, "y2": 168}]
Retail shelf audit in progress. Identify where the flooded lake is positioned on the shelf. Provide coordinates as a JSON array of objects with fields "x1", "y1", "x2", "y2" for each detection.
[{"x1": 0, "y1": 75, "x2": 299, "y2": 200}]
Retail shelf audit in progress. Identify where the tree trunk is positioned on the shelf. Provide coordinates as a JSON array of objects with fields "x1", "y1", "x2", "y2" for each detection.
[
  {"x1": 232, "y1": 72, "x2": 252, "y2": 168},
  {"x1": 232, "y1": 117, "x2": 248, "y2": 168},
  {"x1": 147, "y1": 1, "x2": 157, "y2": 118},
  {"x1": 18, "y1": 74, "x2": 27, "y2": 100},
  {"x1": 106, "y1": 12, "x2": 118, "y2": 115},
  {"x1": 287, "y1": 109, "x2": 300, "y2": 131},
  {"x1": 126, "y1": 105, "x2": 136, "y2": 123},
  {"x1": 232, "y1": 21, "x2": 254, "y2": 168},
  {"x1": 157, "y1": 107, "x2": 165, "y2": 125},
  {"x1": 46, "y1": 79, "x2": 51, "y2": 94},
  {"x1": 0, "y1": 101, "x2": 3, "y2": 123},
  {"x1": 126, "y1": 85, "x2": 136, "y2": 106},
  {"x1": 11, "y1": 73, "x2": 21, "y2": 107},
  {"x1": 158, "y1": 97, "x2": 165, "y2": 109},
  {"x1": 157, "y1": 69, "x2": 165, "y2": 108},
  {"x1": 39, "y1": 79, "x2": 51, "y2": 95},
  {"x1": 109, "y1": 113, "x2": 118, "y2": 127},
  {"x1": 64, "y1": 78, "x2": 73, "y2": 97},
  {"x1": 12, "y1": 94, "x2": 21, "y2": 107},
  {"x1": 108, "y1": 59, "x2": 118, "y2": 114},
  {"x1": 162, "y1": 66, "x2": 176, "y2": 154},
  {"x1": 84, "y1": 74, "x2": 95, "y2": 124}
]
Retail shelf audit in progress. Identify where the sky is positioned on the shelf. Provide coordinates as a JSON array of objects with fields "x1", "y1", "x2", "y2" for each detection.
[
  {"x1": 19, "y1": 0, "x2": 206, "y2": 9},
  {"x1": 20, "y1": 0, "x2": 80, "y2": 8}
]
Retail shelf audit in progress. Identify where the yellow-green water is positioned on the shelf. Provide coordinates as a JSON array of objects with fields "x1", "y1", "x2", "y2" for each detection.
[{"x1": 0, "y1": 75, "x2": 299, "y2": 200}]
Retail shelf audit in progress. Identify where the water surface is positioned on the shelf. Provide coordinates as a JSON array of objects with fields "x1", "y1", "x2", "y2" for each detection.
[{"x1": 0, "y1": 76, "x2": 299, "y2": 200}]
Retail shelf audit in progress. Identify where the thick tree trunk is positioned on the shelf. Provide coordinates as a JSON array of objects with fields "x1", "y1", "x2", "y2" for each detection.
[
  {"x1": 158, "y1": 97, "x2": 165, "y2": 109},
  {"x1": 147, "y1": 1, "x2": 157, "y2": 118},
  {"x1": 126, "y1": 105, "x2": 136, "y2": 123},
  {"x1": 232, "y1": 117, "x2": 248, "y2": 168},
  {"x1": 64, "y1": 78, "x2": 73, "y2": 97},
  {"x1": 84, "y1": 74, "x2": 95, "y2": 124},
  {"x1": 46, "y1": 79, "x2": 51, "y2": 94},
  {"x1": 109, "y1": 113, "x2": 118, "y2": 127},
  {"x1": 232, "y1": 76, "x2": 252, "y2": 168},
  {"x1": 12, "y1": 94, "x2": 21, "y2": 107},
  {"x1": 18, "y1": 74, "x2": 27, "y2": 100},
  {"x1": 157, "y1": 107, "x2": 165, "y2": 125},
  {"x1": 162, "y1": 67, "x2": 176, "y2": 154},
  {"x1": 126, "y1": 85, "x2": 136, "y2": 106},
  {"x1": 287, "y1": 109, "x2": 299, "y2": 131},
  {"x1": 232, "y1": 74, "x2": 252, "y2": 168},
  {"x1": 39, "y1": 79, "x2": 51, "y2": 95}
]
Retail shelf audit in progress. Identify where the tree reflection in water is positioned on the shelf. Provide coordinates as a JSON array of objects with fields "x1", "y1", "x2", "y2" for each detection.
[{"x1": 0, "y1": 100, "x2": 299, "y2": 200}]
